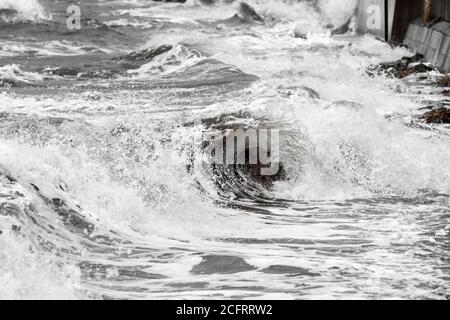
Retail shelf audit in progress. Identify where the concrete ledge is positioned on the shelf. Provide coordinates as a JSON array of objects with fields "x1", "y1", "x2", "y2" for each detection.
[{"x1": 404, "y1": 19, "x2": 450, "y2": 73}]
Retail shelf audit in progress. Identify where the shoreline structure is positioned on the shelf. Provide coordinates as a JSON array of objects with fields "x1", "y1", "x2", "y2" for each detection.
[{"x1": 356, "y1": 0, "x2": 450, "y2": 73}]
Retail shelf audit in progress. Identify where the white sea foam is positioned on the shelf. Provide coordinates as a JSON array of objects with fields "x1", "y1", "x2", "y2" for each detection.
[
  {"x1": 318, "y1": 0, "x2": 358, "y2": 25},
  {"x1": 0, "y1": 0, "x2": 48, "y2": 22},
  {"x1": 0, "y1": 0, "x2": 449, "y2": 300},
  {"x1": 0, "y1": 64, "x2": 43, "y2": 86}
]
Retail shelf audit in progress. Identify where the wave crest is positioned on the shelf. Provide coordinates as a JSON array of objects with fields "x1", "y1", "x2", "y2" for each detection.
[
  {"x1": 0, "y1": 0, "x2": 48, "y2": 23},
  {"x1": 0, "y1": 64, "x2": 43, "y2": 87}
]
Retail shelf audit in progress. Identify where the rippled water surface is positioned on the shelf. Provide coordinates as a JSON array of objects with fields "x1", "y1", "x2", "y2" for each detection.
[{"x1": 0, "y1": 0, "x2": 449, "y2": 299}]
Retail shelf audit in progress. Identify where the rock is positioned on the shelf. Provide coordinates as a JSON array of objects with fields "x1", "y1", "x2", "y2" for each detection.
[
  {"x1": 237, "y1": 2, "x2": 264, "y2": 23},
  {"x1": 368, "y1": 54, "x2": 434, "y2": 79},
  {"x1": 294, "y1": 31, "x2": 307, "y2": 39},
  {"x1": 400, "y1": 63, "x2": 434, "y2": 77},
  {"x1": 423, "y1": 107, "x2": 450, "y2": 124},
  {"x1": 438, "y1": 75, "x2": 450, "y2": 87},
  {"x1": 216, "y1": 14, "x2": 248, "y2": 26},
  {"x1": 191, "y1": 255, "x2": 256, "y2": 274}
]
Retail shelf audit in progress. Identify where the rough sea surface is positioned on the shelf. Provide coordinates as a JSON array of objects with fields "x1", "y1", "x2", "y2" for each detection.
[{"x1": 0, "y1": 0, "x2": 449, "y2": 299}]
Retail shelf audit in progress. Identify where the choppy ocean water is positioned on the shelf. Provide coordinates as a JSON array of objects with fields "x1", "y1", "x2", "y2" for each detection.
[{"x1": 0, "y1": 0, "x2": 449, "y2": 299}]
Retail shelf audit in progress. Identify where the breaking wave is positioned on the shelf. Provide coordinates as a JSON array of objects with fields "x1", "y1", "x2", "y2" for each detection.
[
  {"x1": 0, "y1": 65, "x2": 43, "y2": 87},
  {"x1": 0, "y1": 0, "x2": 48, "y2": 23}
]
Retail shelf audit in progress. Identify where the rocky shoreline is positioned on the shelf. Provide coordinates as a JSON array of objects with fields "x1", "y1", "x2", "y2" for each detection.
[{"x1": 369, "y1": 54, "x2": 450, "y2": 124}]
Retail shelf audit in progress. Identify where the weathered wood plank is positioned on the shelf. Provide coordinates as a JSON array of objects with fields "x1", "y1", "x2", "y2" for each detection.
[
  {"x1": 391, "y1": 0, "x2": 423, "y2": 43},
  {"x1": 404, "y1": 19, "x2": 450, "y2": 72},
  {"x1": 431, "y1": 0, "x2": 450, "y2": 22}
]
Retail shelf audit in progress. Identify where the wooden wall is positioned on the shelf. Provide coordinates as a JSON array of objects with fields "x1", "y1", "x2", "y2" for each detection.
[
  {"x1": 404, "y1": 20, "x2": 450, "y2": 72},
  {"x1": 353, "y1": 0, "x2": 449, "y2": 42},
  {"x1": 432, "y1": 0, "x2": 450, "y2": 21},
  {"x1": 391, "y1": 0, "x2": 423, "y2": 43}
]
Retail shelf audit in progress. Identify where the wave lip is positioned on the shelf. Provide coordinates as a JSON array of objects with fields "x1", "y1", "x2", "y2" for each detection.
[{"x1": 126, "y1": 44, "x2": 259, "y2": 87}]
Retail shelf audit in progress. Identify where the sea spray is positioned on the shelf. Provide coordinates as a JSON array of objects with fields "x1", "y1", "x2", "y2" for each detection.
[{"x1": 0, "y1": 0, "x2": 48, "y2": 22}]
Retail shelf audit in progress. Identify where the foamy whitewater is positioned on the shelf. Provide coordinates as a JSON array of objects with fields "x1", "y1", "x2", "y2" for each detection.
[{"x1": 0, "y1": 0, "x2": 449, "y2": 299}]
